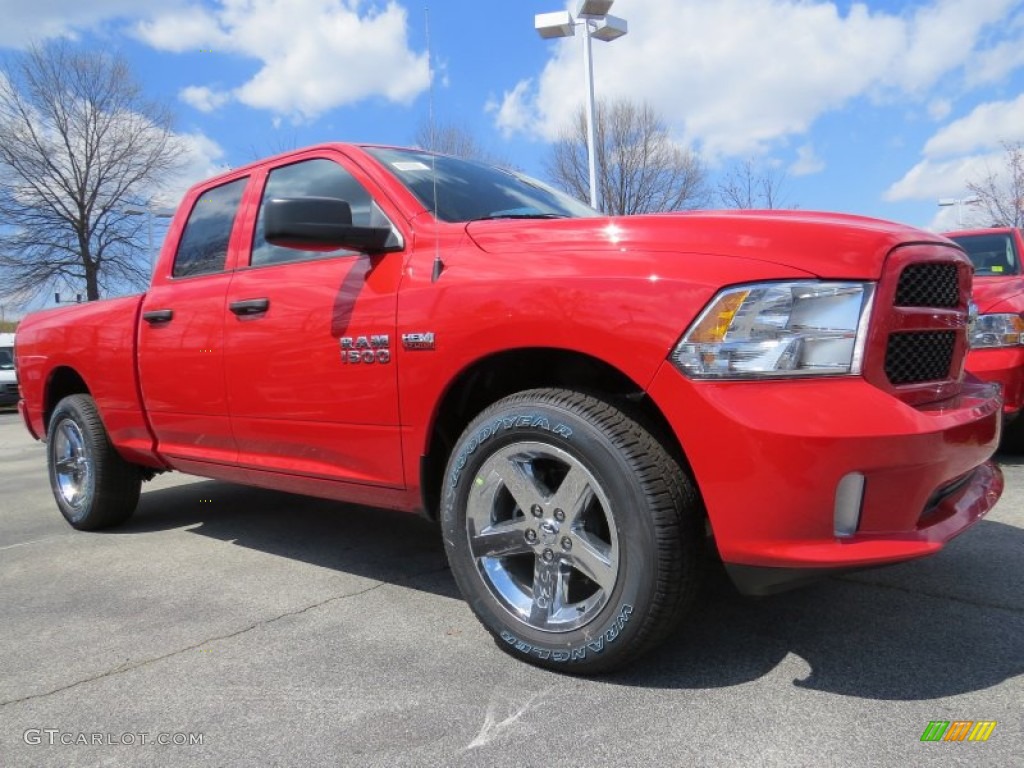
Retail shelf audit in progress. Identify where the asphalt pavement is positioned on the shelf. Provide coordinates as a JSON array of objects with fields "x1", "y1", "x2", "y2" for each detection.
[{"x1": 0, "y1": 408, "x2": 1021, "y2": 767}]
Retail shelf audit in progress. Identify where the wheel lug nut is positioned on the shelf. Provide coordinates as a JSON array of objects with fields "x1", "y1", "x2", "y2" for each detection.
[
  {"x1": 554, "y1": 508, "x2": 565, "y2": 522},
  {"x1": 542, "y1": 549, "x2": 555, "y2": 562},
  {"x1": 530, "y1": 504, "x2": 543, "y2": 518},
  {"x1": 525, "y1": 529, "x2": 538, "y2": 543},
  {"x1": 561, "y1": 537, "x2": 572, "y2": 551}
]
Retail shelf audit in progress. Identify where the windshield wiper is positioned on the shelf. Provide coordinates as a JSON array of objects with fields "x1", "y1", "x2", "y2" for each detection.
[{"x1": 470, "y1": 213, "x2": 569, "y2": 222}]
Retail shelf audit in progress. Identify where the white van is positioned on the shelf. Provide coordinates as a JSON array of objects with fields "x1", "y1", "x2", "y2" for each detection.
[{"x1": 0, "y1": 332, "x2": 17, "y2": 407}]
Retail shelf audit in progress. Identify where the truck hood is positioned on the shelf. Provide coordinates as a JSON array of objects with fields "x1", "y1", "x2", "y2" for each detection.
[
  {"x1": 465, "y1": 210, "x2": 948, "y2": 280},
  {"x1": 971, "y1": 275, "x2": 1024, "y2": 313}
]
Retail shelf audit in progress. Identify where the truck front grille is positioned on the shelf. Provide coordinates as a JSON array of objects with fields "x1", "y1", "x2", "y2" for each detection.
[
  {"x1": 895, "y1": 263, "x2": 959, "y2": 308},
  {"x1": 885, "y1": 331, "x2": 956, "y2": 385},
  {"x1": 863, "y1": 245, "x2": 972, "y2": 407}
]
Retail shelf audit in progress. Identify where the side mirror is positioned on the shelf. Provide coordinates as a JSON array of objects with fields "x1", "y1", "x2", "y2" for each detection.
[{"x1": 264, "y1": 197, "x2": 397, "y2": 253}]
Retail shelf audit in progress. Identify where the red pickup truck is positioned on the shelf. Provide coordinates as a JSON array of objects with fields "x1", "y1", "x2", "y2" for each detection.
[
  {"x1": 14, "y1": 144, "x2": 1005, "y2": 673},
  {"x1": 944, "y1": 227, "x2": 1024, "y2": 450}
]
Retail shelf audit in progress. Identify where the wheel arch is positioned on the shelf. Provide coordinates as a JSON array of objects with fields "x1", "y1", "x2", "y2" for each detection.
[
  {"x1": 44, "y1": 366, "x2": 91, "y2": 432},
  {"x1": 419, "y1": 347, "x2": 696, "y2": 521}
]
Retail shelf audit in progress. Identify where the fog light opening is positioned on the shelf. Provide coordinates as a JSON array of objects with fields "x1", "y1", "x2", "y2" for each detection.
[{"x1": 834, "y1": 472, "x2": 865, "y2": 538}]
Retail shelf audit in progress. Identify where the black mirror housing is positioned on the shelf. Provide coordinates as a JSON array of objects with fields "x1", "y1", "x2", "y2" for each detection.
[{"x1": 264, "y1": 197, "x2": 395, "y2": 253}]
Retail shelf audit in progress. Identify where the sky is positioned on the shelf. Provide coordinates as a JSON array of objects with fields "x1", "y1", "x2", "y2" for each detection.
[{"x1": 1, "y1": 0, "x2": 1023, "y2": 235}]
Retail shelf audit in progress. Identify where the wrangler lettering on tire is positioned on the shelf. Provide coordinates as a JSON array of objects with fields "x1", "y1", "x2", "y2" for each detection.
[{"x1": 441, "y1": 388, "x2": 703, "y2": 674}]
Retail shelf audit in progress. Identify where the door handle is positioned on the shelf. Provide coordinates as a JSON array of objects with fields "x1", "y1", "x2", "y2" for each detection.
[
  {"x1": 229, "y1": 298, "x2": 270, "y2": 316},
  {"x1": 142, "y1": 309, "x2": 174, "y2": 324}
]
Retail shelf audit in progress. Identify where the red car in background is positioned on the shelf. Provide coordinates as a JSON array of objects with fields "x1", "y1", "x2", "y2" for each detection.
[{"x1": 945, "y1": 227, "x2": 1024, "y2": 450}]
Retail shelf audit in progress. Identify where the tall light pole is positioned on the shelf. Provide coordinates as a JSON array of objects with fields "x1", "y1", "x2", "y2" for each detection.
[
  {"x1": 937, "y1": 196, "x2": 981, "y2": 229},
  {"x1": 536, "y1": 0, "x2": 628, "y2": 211},
  {"x1": 123, "y1": 206, "x2": 175, "y2": 275}
]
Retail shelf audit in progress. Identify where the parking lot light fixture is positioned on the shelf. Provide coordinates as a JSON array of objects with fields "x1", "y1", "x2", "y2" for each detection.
[
  {"x1": 123, "y1": 206, "x2": 175, "y2": 274},
  {"x1": 535, "y1": 0, "x2": 628, "y2": 211},
  {"x1": 938, "y1": 196, "x2": 982, "y2": 229}
]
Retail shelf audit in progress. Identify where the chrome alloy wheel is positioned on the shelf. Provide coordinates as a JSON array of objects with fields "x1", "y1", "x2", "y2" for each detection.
[
  {"x1": 465, "y1": 441, "x2": 620, "y2": 633},
  {"x1": 52, "y1": 418, "x2": 92, "y2": 511}
]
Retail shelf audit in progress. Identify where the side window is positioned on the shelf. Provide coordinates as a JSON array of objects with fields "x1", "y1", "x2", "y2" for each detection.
[
  {"x1": 251, "y1": 158, "x2": 390, "y2": 267},
  {"x1": 172, "y1": 177, "x2": 248, "y2": 278}
]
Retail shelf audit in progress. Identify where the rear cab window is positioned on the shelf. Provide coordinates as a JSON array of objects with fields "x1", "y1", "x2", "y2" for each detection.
[{"x1": 172, "y1": 177, "x2": 249, "y2": 278}]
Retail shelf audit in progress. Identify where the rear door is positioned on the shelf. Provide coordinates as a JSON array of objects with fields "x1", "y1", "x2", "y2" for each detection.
[
  {"x1": 222, "y1": 150, "x2": 407, "y2": 488},
  {"x1": 138, "y1": 174, "x2": 251, "y2": 465}
]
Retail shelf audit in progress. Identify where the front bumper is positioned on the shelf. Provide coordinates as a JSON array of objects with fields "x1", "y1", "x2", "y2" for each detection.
[
  {"x1": 647, "y1": 364, "x2": 1004, "y2": 593},
  {"x1": 966, "y1": 346, "x2": 1024, "y2": 418}
]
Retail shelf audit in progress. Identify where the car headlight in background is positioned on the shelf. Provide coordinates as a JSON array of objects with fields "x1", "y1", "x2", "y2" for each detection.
[
  {"x1": 672, "y1": 281, "x2": 875, "y2": 379},
  {"x1": 970, "y1": 313, "x2": 1024, "y2": 348}
]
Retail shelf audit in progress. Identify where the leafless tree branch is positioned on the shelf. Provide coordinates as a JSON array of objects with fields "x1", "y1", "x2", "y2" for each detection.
[
  {"x1": 717, "y1": 158, "x2": 793, "y2": 210},
  {"x1": 965, "y1": 141, "x2": 1024, "y2": 228},
  {"x1": 0, "y1": 41, "x2": 185, "y2": 305},
  {"x1": 412, "y1": 119, "x2": 514, "y2": 168},
  {"x1": 543, "y1": 99, "x2": 711, "y2": 215}
]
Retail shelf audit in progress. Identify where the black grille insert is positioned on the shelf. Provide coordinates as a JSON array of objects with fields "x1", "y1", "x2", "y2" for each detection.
[
  {"x1": 885, "y1": 331, "x2": 956, "y2": 385},
  {"x1": 895, "y1": 263, "x2": 959, "y2": 308}
]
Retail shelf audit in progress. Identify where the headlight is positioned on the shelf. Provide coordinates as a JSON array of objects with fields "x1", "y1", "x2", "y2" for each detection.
[
  {"x1": 971, "y1": 313, "x2": 1024, "y2": 348},
  {"x1": 672, "y1": 281, "x2": 875, "y2": 379}
]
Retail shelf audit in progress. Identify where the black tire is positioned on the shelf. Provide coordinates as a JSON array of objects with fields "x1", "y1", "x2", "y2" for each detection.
[
  {"x1": 1000, "y1": 414, "x2": 1024, "y2": 454},
  {"x1": 441, "y1": 388, "x2": 703, "y2": 674},
  {"x1": 46, "y1": 394, "x2": 141, "y2": 530}
]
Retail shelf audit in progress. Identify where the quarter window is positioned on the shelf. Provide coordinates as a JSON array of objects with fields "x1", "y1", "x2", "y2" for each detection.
[{"x1": 172, "y1": 177, "x2": 248, "y2": 278}]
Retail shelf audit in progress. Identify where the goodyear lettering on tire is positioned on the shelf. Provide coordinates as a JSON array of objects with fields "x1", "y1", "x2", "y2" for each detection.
[{"x1": 449, "y1": 413, "x2": 573, "y2": 487}]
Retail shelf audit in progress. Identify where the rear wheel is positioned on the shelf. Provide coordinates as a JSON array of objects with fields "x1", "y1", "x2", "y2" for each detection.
[
  {"x1": 441, "y1": 388, "x2": 703, "y2": 674},
  {"x1": 46, "y1": 394, "x2": 141, "y2": 530},
  {"x1": 1001, "y1": 414, "x2": 1024, "y2": 453}
]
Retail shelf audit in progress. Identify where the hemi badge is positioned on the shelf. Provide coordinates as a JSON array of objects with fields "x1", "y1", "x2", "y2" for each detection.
[{"x1": 402, "y1": 332, "x2": 436, "y2": 351}]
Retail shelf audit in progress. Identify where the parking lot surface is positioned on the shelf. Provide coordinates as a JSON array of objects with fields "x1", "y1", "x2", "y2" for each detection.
[{"x1": 1, "y1": 409, "x2": 1021, "y2": 767}]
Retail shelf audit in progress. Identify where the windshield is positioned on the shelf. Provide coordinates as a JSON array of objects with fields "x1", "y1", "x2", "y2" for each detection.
[
  {"x1": 0, "y1": 347, "x2": 12, "y2": 371},
  {"x1": 363, "y1": 147, "x2": 599, "y2": 223},
  {"x1": 949, "y1": 232, "x2": 1022, "y2": 276}
]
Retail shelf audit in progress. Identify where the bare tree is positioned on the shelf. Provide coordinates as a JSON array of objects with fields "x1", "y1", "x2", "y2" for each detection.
[
  {"x1": 717, "y1": 158, "x2": 791, "y2": 209},
  {"x1": 0, "y1": 42, "x2": 185, "y2": 304},
  {"x1": 412, "y1": 119, "x2": 512, "y2": 167},
  {"x1": 966, "y1": 141, "x2": 1024, "y2": 228},
  {"x1": 544, "y1": 99, "x2": 710, "y2": 214}
]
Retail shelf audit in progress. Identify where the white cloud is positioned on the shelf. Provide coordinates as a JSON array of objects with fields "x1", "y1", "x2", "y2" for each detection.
[
  {"x1": 0, "y1": 0, "x2": 158, "y2": 48},
  {"x1": 965, "y1": 35, "x2": 1024, "y2": 86},
  {"x1": 922, "y1": 95, "x2": 1024, "y2": 157},
  {"x1": 487, "y1": 80, "x2": 533, "y2": 137},
  {"x1": 179, "y1": 85, "x2": 231, "y2": 113},
  {"x1": 886, "y1": 95, "x2": 1024, "y2": 203},
  {"x1": 927, "y1": 99, "x2": 952, "y2": 121},
  {"x1": 496, "y1": 0, "x2": 1021, "y2": 157},
  {"x1": 885, "y1": 153, "x2": 999, "y2": 201},
  {"x1": 790, "y1": 145, "x2": 825, "y2": 177},
  {"x1": 137, "y1": 0, "x2": 430, "y2": 121},
  {"x1": 135, "y1": 5, "x2": 228, "y2": 53},
  {"x1": 150, "y1": 131, "x2": 230, "y2": 209},
  {"x1": 885, "y1": 0, "x2": 1013, "y2": 93}
]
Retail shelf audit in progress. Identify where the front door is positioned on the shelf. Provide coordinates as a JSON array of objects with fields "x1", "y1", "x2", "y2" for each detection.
[{"x1": 222, "y1": 152, "x2": 406, "y2": 488}]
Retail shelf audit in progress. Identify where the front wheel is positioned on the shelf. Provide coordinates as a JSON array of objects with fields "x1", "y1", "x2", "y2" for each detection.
[
  {"x1": 441, "y1": 388, "x2": 703, "y2": 674},
  {"x1": 46, "y1": 394, "x2": 141, "y2": 530}
]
